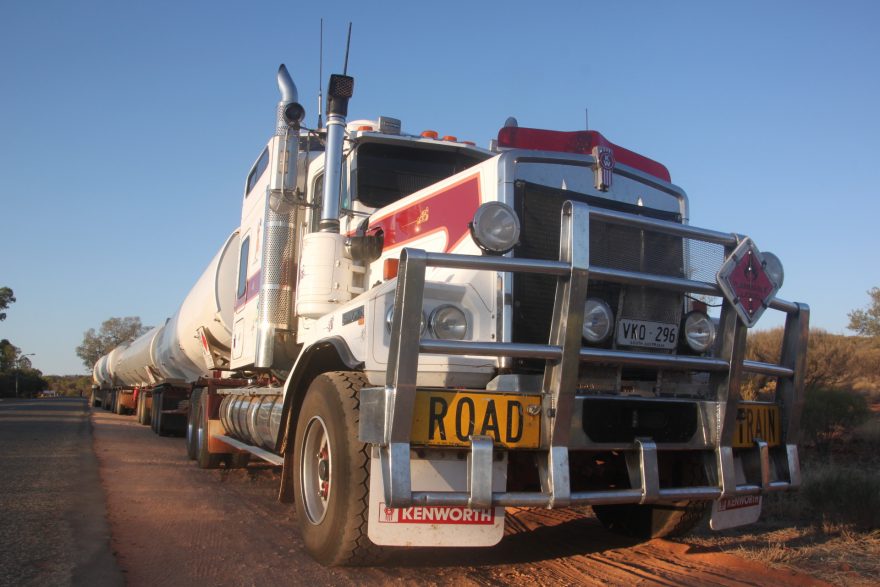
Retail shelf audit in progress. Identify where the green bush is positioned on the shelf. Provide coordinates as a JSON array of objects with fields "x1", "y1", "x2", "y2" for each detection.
[{"x1": 801, "y1": 388, "x2": 870, "y2": 448}]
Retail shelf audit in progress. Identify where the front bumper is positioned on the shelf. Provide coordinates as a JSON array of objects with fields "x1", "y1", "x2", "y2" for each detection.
[{"x1": 359, "y1": 200, "x2": 809, "y2": 510}]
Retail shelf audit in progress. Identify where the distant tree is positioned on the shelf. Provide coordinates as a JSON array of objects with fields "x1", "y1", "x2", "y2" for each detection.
[
  {"x1": 0, "y1": 339, "x2": 20, "y2": 372},
  {"x1": 76, "y1": 317, "x2": 149, "y2": 371},
  {"x1": 0, "y1": 287, "x2": 15, "y2": 321},
  {"x1": 848, "y1": 287, "x2": 880, "y2": 337}
]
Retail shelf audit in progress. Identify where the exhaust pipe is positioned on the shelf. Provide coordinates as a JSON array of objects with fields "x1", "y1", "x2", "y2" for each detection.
[
  {"x1": 318, "y1": 74, "x2": 354, "y2": 233},
  {"x1": 254, "y1": 65, "x2": 306, "y2": 369}
]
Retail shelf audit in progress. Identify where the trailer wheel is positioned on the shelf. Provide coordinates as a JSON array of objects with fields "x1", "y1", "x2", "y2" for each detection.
[
  {"x1": 197, "y1": 390, "x2": 223, "y2": 469},
  {"x1": 187, "y1": 388, "x2": 202, "y2": 460},
  {"x1": 115, "y1": 393, "x2": 126, "y2": 415},
  {"x1": 151, "y1": 389, "x2": 161, "y2": 433},
  {"x1": 225, "y1": 452, "x2": 250, "y2": 469},
  {"x1": 293, "y1": 371, "x2": 383, "y2": 566},
  {"x1": 141, "y1": 392, "x2": 151, "y2": 426}
]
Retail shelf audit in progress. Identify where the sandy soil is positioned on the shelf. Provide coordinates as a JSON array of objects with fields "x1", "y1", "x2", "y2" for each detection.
[{"x1": 91, "y1": 408, "x2": 830, "y2": 586}]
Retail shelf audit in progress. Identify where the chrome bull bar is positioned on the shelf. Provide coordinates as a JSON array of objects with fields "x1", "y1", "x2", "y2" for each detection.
[{"x1": 359, "y1": 200, "x2": 809, "y2": 509}]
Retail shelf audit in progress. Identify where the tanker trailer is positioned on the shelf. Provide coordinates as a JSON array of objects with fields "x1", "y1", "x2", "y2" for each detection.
[
  {"x1": 90, "y1": 354, "x2": 111, "y2": 408},
  {"x1": 109, "y1": 326, "x2": 162, "y2": 415},
  {"x1": 96, "y1": 231, "x2": 241, "y2": 435}
]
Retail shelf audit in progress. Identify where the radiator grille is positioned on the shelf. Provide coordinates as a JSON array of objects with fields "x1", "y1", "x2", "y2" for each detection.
[{"x1": 512, "y1": 181, "x2": 704, "y2": 355}]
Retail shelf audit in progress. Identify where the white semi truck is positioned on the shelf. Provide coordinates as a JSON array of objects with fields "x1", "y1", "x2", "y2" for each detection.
[{"x1": 91, "y1": 63, "x2": 809, "y2": 566}]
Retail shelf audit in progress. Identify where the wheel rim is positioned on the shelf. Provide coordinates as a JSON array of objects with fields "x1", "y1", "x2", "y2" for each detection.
[{"x1": 300, "y1": 416, "x2": 331, "y2": 525}]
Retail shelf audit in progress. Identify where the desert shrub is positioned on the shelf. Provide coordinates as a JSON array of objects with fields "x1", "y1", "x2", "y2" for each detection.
[
  {"x1": 801, "y1": 388, "x2": 870, "y2": 449},
  {"x1": 742, "y1": 328, "x2": 880, "y2": 399}
]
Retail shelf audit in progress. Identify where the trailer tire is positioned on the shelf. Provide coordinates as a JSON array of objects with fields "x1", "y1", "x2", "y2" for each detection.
[
  {"x1": 225, "y1": 452, "x2": 250, "y2": 469},
  {"x1": 151, "y1": 389, "x2": 161, "y2": 433},
  {"x1": 293, "y1": 371, "x2": 384, "y2": 566},
  {"x1": 197, "y1": 390, "x2": 223, "y2": 469},
  {"x1": 187, "y1": 388, "x2": 202, "y2": 460},
  {"x1": 141, "y1": 392, "x2": 151, "y2": 426},
  {"x1": 115, "y1": 393, "x2": 126, "y2": 415}
]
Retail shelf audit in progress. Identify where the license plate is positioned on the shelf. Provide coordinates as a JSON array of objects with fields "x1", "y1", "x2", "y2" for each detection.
[
  {"x1": 733, "y1": 404, "x2": 781, "y2": 447},
  {"x1": 411, "y1": 390, "x2": 541, "y2": 448},
  {"x1": 616, "y1": 319, "x2": 679, "y2": 349}
]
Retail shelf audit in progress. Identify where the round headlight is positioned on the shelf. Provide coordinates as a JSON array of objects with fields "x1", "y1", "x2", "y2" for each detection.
[
  {"x1": 429, "y1": 305, "x2": 468, "y2": 340},
  {"x1": 582, "y1": 298, "x2": 613, "y2": 343},
  {"x1": 761, "y1": 251, "x2": 784, "y2": 289},
  {"x1": 385, "y1": 306, "x2": 425, "y2": 336},
  {"x1": 470, "y1": 202, "x2": 521, "y2": 254},
  {"x1": 683, "y1": 311, "x2": 716, "y2": 353}
]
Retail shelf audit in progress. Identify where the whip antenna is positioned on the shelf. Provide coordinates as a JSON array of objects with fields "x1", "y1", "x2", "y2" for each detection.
[
  {"x1": 317, "y1": 18, "x2": 324, "y2": 129},
  {"x1": 343, "y1": 22, "x2": 352, "y2": 75}
]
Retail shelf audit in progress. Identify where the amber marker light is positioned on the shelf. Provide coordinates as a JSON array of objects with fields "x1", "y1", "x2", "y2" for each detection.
[{"x1": 383, "y1": 258, "x2": 399, "y2": 280}]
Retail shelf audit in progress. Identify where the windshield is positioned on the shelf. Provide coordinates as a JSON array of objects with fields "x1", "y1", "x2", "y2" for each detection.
[{"x1": 354, "y1": 142, "x2": 486, "y2": 209}]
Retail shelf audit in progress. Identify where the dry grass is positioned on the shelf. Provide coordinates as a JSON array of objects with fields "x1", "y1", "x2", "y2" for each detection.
[
  {"x1": 681, "y1": 403, "x2": 880, "y2": 586},
  {"x1": 688, "y1": 525, "x2": 880, "y2": 586}
]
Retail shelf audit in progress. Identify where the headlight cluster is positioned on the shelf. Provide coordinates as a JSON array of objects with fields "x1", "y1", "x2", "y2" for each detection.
[{"x1": 385, "y1": 304, "x2": 468, "y2": 340}]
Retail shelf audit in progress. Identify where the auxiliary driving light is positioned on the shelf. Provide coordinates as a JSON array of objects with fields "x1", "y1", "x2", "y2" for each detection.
[
  {"x1": 429, "y1": 305, "x2": 468, "y2": 340},
  {"x1": 582, "y1": 298, "x2": 614, "y2": 343},
  {"x1": 469, "y1": 202, "x2": 521, "y2": 254},
  {"x1": 385, "y1": 306, "x2": 426, "y2": 336},
  {"x1": 683, "y1": 311, "x2": 716, "y2": 353}
]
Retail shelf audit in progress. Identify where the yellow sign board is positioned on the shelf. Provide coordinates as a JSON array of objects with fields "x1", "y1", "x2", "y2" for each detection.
[
  {"x1": 733, "y1": 404, "x2": 781, "y2": 447},
  {"x1": 411, "y1": 390, "x2": 541, "y2": 449}
]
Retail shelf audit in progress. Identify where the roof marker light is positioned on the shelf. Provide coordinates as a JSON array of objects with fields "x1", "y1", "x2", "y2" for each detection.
[{"x1": 421, "y1": 130, "x2": 439, "y2": 139}]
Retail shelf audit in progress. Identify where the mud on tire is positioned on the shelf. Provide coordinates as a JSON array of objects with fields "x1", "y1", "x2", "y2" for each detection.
[{"x1": 292, "y1": 371, "x2": 384, "y2": 566}]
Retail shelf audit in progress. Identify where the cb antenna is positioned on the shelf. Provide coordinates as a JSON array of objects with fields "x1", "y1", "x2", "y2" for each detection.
[
  {"x1": 343, "y1": 22, "x2": 352, "y2": 75},
  {"x1": 317, "y1": 19, "x2": 324, "y2": 129}
]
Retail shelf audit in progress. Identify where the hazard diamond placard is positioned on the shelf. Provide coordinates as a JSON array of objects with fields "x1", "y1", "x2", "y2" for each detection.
[{"x1": 717, "y1": 238, "x2": 780, "y2": 327}]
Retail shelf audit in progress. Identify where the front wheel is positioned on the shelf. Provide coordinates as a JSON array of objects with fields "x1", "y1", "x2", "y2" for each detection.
[{"x1": 293, "y1": 372, "x2": 383, "y2": 566}]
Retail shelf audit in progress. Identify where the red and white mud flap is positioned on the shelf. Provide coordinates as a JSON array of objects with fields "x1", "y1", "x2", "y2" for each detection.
[
  {"x1": 710, "y1": 455, "x2": 762, "y2": 530},
  {"x1": 368, "y1": 450, "x2": 507, "y2": 547}
]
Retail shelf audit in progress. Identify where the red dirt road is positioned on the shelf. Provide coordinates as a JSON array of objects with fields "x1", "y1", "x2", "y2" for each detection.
[{"x1": 92, "y1": 409, "x2": 829, "y2": 586}]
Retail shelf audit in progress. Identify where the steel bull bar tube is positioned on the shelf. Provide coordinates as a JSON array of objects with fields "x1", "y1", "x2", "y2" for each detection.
[{"x1": 360, "y1": 200, "x2": 809, "y2": 509}]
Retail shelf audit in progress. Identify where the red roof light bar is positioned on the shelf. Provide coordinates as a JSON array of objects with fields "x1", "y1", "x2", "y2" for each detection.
[{"x1": 496, "y1": 127, "x2": 671, "y2": 183}]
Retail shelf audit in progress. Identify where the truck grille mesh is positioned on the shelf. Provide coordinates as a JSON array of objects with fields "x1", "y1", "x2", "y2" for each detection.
[{"x1": 512, "y1": 181, "x2": 723, "y2": 353}]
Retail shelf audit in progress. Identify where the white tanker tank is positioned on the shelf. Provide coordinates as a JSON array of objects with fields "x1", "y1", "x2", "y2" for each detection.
[
  {"x1": 92, "y1": 354, "x2": 112, "y2": 389},
  {"x1": 111, "y1": 326, "x2": 162, "y2": 387},
  {"x1": 100, "y1": 230, "x2": 241, "y2": 386}
]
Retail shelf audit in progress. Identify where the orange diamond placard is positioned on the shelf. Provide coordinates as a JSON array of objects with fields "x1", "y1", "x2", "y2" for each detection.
[{"x1": 717, "y1": 238, "x2": 780, "y2": 327}]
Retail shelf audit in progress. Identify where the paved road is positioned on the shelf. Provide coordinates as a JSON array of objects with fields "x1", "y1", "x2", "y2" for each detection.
[{"x1": 0, "y1": 398, "x2": 123, "y2": 587}]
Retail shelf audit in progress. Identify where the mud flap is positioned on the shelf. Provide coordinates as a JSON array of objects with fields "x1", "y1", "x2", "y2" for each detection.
[
  {"x1": 710, "y1": 455, "x2": 762, "y2": 530},
  {"x1": 368, "y1": 449, "x2": 507, "y2": 547}
]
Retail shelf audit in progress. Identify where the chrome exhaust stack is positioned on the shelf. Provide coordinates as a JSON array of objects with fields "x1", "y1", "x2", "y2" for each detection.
[
  {"x1": 318, "y1": 74, "x2": 354, "y2": 233},
  {"x1": 254, "y1": 65, "x2": 306, "y2": 369}
]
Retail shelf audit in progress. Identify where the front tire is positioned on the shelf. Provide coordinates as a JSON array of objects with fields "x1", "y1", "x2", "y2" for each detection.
[{"x1": 293, "y1": 372, "x2": 381, "y2": 566}]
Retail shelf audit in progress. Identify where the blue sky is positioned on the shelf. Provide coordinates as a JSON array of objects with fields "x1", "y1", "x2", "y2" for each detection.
[{"x1": 1, "y1": 1, "x2": 878, "y2": 375}]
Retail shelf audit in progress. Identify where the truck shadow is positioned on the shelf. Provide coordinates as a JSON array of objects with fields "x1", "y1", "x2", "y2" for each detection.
[{"x1": 382, "y1": 508, "x2": 640, "y2": 567}]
